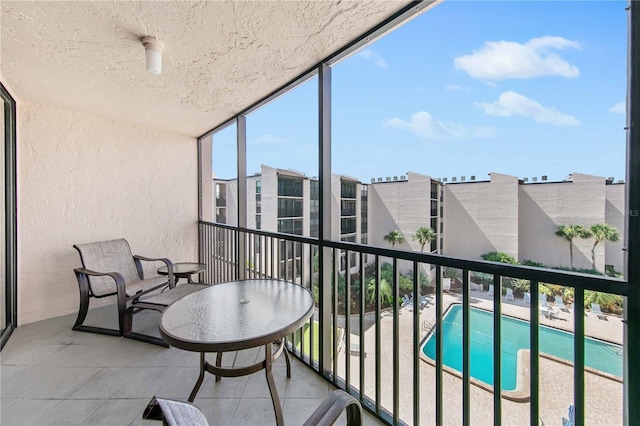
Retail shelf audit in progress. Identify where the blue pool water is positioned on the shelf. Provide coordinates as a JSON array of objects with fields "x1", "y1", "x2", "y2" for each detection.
[{"x1": 421, "y1": 305, "x2": 622, "y2": 391}]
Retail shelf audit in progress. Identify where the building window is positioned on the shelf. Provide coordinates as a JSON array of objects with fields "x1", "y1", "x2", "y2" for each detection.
[
  {"x1": 256, "y1": 180, "x2": 261, "y2": 194},
  {"x1": 310, "y1": 180, "x2": 319, "y2": 238},
  {"x1": 278, "y1": 198, "x2": 303, "y2": 218},
  {"x1": 341, "y1": 217, "x2": 356, "y2": 234},
  {"x1": 216, "y1": 183, "x2": 227, "y2": 207},
  {"x1": 256, "y1": 215, "x2": 261, "y2": 230},
  {"x1": 431, "y1": 181, "x2": 438, "y2": 200},
  {"x1": 278, "y1": 219, "x2": 303, "y2": 235},
  {"x1": 216, "y1": 208, "x2": 226, "y2": 224},
  {"x1": 278, "y1": 176, "x2": 303, "y2": 197},
  {"x1": 341, "y1": 181, "x2": 357, "y2": 199},
  {"x1": 341, "y1": 200, "x2": 356, "y2": 216}
]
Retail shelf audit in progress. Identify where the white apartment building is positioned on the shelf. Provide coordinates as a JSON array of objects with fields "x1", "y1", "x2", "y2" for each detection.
[
  {"x1": 213, "y1": 166, "x2": 625, "y2": 274},
  {"x1": 368, "y1": 172, "x2": 442, "y2": 254},
  {"x1": 444, "y1": 172, "x2": 626, "y2": 272}
]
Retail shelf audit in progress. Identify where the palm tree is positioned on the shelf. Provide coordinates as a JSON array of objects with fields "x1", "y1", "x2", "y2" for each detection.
[
  {"x1": 383, "y1": 229, "x2": 405, "y2": 248},
  {"x1": 413, "y1": 226, "x2": 436, "y2": 252},
  {"x1": 554, "y1": 224, "x2": 591, "y2": 270},
  {"x1": 589, "y1": 224, "x2": 620, "y2": 271}
]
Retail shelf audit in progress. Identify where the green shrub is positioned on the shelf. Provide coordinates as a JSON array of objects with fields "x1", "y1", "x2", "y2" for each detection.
[
  {"x1": 481, "y1": 252, "x2": 519, "y2": 264},
  {"x1": 521, "y1": 259, "x2": 545, "y2": 267}
]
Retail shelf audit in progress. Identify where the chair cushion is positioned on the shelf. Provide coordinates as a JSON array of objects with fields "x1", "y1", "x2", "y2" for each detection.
[
  {"x1": 75, "y1": 239, "x2": 146, "y2": 296},
  {"x1": 137, "y1": 284, "x2": 208, "y2": 307},
  {"x1": 143, "y1": 397, "x2": 209, "y2": 426},
  {"x1": 126, "y1": 276, "x2": 171, "y2": 298}
]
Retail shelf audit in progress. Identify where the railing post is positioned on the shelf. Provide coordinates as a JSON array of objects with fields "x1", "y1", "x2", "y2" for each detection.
[{"x1": 625, "y1": 2, "x2": 640, "y2": 425}]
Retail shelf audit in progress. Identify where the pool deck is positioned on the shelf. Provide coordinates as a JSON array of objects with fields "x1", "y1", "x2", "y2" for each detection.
[{"x1": 337, "y1": 291, "x2": 623, "y2": 425}]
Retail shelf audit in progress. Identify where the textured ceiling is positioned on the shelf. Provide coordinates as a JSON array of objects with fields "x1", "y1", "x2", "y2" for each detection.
[{"x1": 1, "y1": 1, "x2": 413, "y2": 137}]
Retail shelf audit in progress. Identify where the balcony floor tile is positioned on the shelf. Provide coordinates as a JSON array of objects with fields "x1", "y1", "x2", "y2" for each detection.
[{"x1": 2, "y1": 308, "x2": 381, "y2": 425}]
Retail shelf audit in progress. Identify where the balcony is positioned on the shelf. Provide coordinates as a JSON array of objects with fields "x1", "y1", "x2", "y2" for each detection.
[
  {"x1": 0, "y1": 307, "x2": 381, "y2": 425},
  {"x1": 2, "y1": 1, "x2": 639, "y2": 425}
]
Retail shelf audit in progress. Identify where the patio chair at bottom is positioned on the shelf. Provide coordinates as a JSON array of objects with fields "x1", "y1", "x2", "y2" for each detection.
[
  {"x1": 555, "y1": 295, "x2": 571, "y2": 312},
  {"x1": 72, "y1": 238, "x2": 175, "y2": 345},
  {"x1": 143, "y1": 389, "x2": 363, "y2": 426}
]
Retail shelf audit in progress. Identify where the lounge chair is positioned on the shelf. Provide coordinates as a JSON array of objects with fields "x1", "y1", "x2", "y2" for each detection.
[
  {"x1": 73, "y1": 238, "x2": 177, "y2": 345},
  {"x1": 505, "y1": 288, "x2": 515, "y2": 302},
  {"x1": 419, "y1": 295, "x2": 432, "y2": 309},
  {"x1": 555, "y1": 295, "x2": 571, "y2": 312},
  {"x1": 523, "y1": 292, "x2": 531, "y2": 305},
  {"x1": 591, "y1": 303, "x2": 607, "y2": 320},
  {"x1": 401, "y1": 294, "x2": 412, "y2": 307},
  {"x1": 539, "y1": 294, "x2": 560, "y2": 319},
  {"x1": 443, "y1": 278, "x2": 451, "y2": 292},
  {"x1": 144, "y1": 389, "x2": 363, "y2": 426}
]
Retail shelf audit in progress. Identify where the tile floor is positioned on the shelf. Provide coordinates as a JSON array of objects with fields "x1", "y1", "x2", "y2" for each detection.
[{"x1": 1, "y1": 305, "x2": 381, "y2": 425}]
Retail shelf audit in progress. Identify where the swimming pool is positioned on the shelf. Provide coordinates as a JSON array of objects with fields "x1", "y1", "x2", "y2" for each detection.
[{"x1": 421, "y1": 305, "x2": 622, "y2": 391}]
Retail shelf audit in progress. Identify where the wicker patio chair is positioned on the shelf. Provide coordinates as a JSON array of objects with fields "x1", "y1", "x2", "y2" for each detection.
[
  {"x1": 143, "y1": 389, "x2": 363, "y2": 426},
  {"x1": 72, "y1": 238, "x2": 174, "y2": 345}
]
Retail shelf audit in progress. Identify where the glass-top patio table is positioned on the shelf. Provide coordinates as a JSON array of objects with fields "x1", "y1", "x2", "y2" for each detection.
[{"x1": 159, "y1": 279, "x2": 314, "y2": 426}]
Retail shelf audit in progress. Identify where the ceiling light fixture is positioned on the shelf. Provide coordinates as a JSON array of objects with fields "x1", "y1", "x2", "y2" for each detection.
[{"x1": 141, "y1": 36, "x2": 165, "y2": 75}]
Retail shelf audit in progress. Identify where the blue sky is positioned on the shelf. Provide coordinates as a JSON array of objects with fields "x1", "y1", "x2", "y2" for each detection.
[{"x1": 213, "y1": 1, "x2": 628, "y2": 184}]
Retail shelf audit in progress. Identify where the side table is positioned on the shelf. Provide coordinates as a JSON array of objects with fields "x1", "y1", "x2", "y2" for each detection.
[{"x1": 157, "y1": 262, "x2": 206, "y2": 284}]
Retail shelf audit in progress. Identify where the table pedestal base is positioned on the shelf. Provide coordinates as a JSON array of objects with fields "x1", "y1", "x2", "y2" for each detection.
[{"x1": 188, "y1": 340, "x2": 291, "y2": 426}]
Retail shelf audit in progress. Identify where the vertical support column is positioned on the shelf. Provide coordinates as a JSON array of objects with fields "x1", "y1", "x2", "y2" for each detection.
[
  {"x1": 199, "y1": 135, "x2": 213, "y2": 266},
  {"x1": 237, "y1": 116, "x2": 247, "y2": 280},
  {"x1": 318, "y1": 63, "x2": 333, "y2": 376},
  {"x1": 625, "y1": 2, "x2": 640, "y2": 425},
  {"x1": 199, "y1": 135, "x2": 213, "y2": 223}
]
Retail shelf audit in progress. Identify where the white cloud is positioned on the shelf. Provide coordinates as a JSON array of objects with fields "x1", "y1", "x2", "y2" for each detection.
[
  {"x1": 359, "y1": 49, "x2": 388, "y2": 68},
  {"x1": 609, "y1": 102, "x2": 625, "y2": 114},
  {"x1": 476, "y1": 91, "x2": 580, "y2": 126},
  {"x1": 454, "y1": 36, "x2": 580, "y2": 81},
  {"x1": 383, "y1": 111, "x2": 496, "y2": 141}
]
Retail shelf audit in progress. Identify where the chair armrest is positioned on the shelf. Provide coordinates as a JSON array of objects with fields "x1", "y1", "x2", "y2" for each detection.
[
  {"x1": 133, "y1": 256, "x2": 174, "y2": 288},
  {"x1": 74, "y1": 268, "x2": 126, "y2": 294},
  {"x1": 303, "y1": 389, "x2": 362, "y2": 426}
]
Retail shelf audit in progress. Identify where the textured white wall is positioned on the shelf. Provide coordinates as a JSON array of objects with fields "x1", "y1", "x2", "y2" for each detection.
[
  {"x1": 369, "y1": 173, "x2": 434, "y2": 252},
  {"x1": 444, "y1": 173, "x2": 520, "y2": 260},
  {"x1": 519, "y1": 174, "x2": 606, "y2": 270},
  {"x1": 18, "y1": 103, "x2": 198, "y2": 325},
  {"x1": 605, "y1": 183, "x2": 626, "y2": 272}
]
